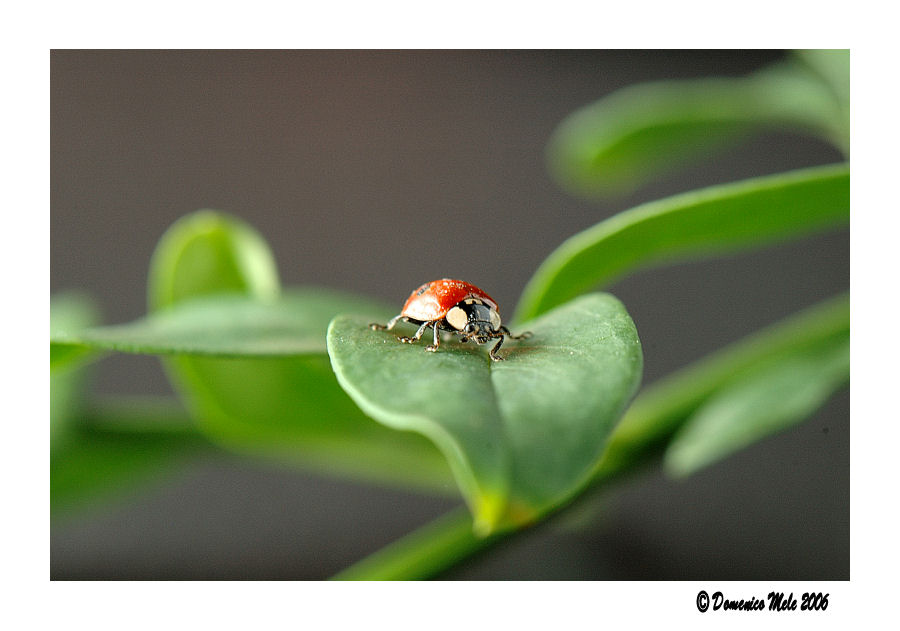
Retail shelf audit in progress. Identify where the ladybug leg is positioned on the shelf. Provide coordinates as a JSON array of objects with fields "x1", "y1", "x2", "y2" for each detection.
[
  {"x1": 499, "y1": 326, "x2": 532, "y2": 340},
  {"x1": 425, "y1": 322, "x2": 441, "y2": 353},
  {"x1": 370, "y1": 314, "x2": 404, "y2": 331},
  {"x1": 399, "y1": 321, "x2": 430, "y2": 344},
  {"x1": 489, "y1": 334, "x2": 506, "y2": 361}
]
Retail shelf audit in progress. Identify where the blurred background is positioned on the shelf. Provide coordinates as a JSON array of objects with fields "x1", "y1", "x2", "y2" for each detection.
[{"x1": 50, "y1": 50, "x2": 848, "y2": 579}]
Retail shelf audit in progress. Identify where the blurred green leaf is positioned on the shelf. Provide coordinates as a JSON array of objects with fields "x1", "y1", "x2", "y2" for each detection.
[
  {"x1": 51, "y1": 297, "x2": 205, "y2": 520},
  {"x1": 548, "y1": 55, "x2": 848, "y2": 199},
  {"x1": 143, "y1": 210, "x2": 455, "y2": 492},
  {"x1": 51, "y1": 293, "x2": 99, "y2": 335},
  {"x1": 598, "y1": 293, "x2": 849, "y2": 477},
  {"x1": 515, "y1": 163, "x2": 849, "y2": 322},
  {"x1": 664, "y1": 334, "x2": 848, "y2": 477},
  {"x1": 50, "y1": 293, "x2": 100, "y2": 448},
  {"x1": 51, "y1": 423, "x2": 205, "y2": 520},
  {"x1": 50, "y1": 342, "x2": 95, "y2": 371},
  {"x1": 148, "y1": 209, "x2": 280, "y2": 311},
  {"x1": 327, "y1": 293, "x2": 642, "y2": 534},
  {"x1": 52, "y1": 289, "x2": 389, "y2": 360},
  {"x1": 50, "y1": 293, "x2": 100, "y2": 370},
  {"x1": 795, "y1": 49, "x2": 849, "y2": 143}
]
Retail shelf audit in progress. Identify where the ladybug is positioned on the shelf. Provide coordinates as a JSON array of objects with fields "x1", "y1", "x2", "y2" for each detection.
[{"x1": 370, "y1": 279, "x2": 531, "y2": 361}]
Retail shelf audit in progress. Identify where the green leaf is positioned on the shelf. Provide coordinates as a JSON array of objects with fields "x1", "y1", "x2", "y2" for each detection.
[
  {"x1": 795, "y1": 50, "x2": 849, "y2": 137},
  {"x1": 140, "y1": 211, "x2": 455, "y2": 492},
  {"x1": 794, "y1": 50, "x2": 849, "y2": 155},
  {"x1": 664, "y1": 334, "x2": 849, "y2": 477},
  {"x1": 50, "y1": 293, "x2": 100, "y2": 448},
  {"x1": 327, "y1": 293, "x2": 643, "y2": 535},
  {"x1": 51, "y1": 293, "x2": 204, "y2": 519},
  {"x1": 52, "y1": 397, "x2": 206, "y2": 519},
  {"x1": 334, "y1": 294, "x2": 849, "y2": 580},
  {"x1": 51, "y1": 424, "x2": 205, "y2": 520},
  {"x1": 515, "y1": 163, "x2": 849, "y2": 322},
  {"x1": 118, "y1": 293, "x2": 456, "y2": 491},
  {"x1": 548, "y1": 57, "x2": 848, "y2": 199},
  {"x1": 598, "y1": 293, "x2": 849, "y2": 477},
  {"x1": 50, "y1": 292, "x2": 100, "y2": 371},
  {"x1": 50, "y1": 293, "x2": 458, "y2": 491},
  {"x1": 52, "y1": 289, "x2": 390, "y2": 359},
  {"x1": 148, "y1": 209, "x2": 280, "y2": 311},
  {"x1": 50, "y1": 279, "x2": 457, "y2": 487}
]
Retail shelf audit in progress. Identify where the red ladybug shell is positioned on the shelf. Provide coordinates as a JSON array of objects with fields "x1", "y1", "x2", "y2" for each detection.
[{"x1": 400, "y1": 279, "x2": 499, "y2": 322}]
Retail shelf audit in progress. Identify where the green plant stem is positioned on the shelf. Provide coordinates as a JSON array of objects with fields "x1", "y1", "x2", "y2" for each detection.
[
  {"x1": 330, "y1": 507, "x2": 496, "y2": 580},
  {"x1": 333, "y1": 293, "x2": 849, "y2": 580}
]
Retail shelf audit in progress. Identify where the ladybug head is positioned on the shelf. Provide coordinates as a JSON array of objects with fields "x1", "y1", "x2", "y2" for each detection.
[{"x1": 445, "y1": 299, "x2": 502, "y2": 344}]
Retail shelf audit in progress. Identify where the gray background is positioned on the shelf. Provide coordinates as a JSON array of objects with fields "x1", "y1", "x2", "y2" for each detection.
[{"x1": 51, "y1": 50, "x2": 848, "y2": 579}]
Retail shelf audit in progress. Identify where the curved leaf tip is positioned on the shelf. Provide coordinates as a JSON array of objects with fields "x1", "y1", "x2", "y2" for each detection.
[{"x1": 148, "y1": 209, "x2": 280, "y2": 312}]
